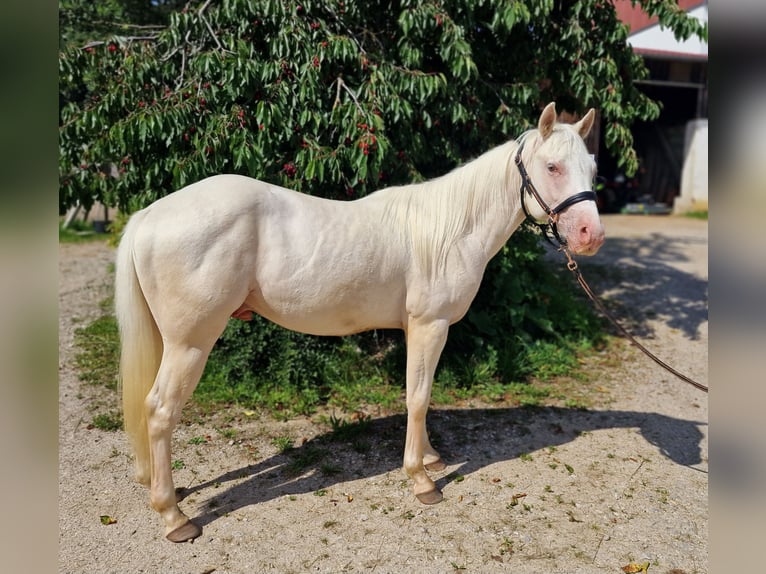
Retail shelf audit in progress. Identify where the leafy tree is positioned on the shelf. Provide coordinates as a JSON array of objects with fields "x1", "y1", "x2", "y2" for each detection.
[{"x1": 58, "y1": 0, "x2": 707, "y2": 405}]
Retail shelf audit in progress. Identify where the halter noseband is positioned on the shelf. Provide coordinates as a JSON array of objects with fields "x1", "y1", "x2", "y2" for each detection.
[{"x1": 514, "y1": 139, "x2": 597, "y2": 248}]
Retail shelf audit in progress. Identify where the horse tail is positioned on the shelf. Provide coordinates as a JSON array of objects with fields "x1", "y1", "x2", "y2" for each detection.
[{"x1": 115, "y1": 211, "x2": 162, "y2": 483}]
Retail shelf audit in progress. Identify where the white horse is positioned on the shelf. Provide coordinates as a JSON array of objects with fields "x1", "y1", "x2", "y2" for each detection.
[{"x1": 115, "y1": 102, "x2": 604, "y2": 542}]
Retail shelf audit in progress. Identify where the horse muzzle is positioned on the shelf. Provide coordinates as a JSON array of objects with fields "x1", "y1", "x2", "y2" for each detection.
[{"x1": 564, "y1": 217, "x2": 605, "y2": 256}]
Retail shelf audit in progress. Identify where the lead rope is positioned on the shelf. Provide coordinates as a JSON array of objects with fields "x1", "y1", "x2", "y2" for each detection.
[{"x1": 560, "y1": 247, "x2": 709, "y2": 394}]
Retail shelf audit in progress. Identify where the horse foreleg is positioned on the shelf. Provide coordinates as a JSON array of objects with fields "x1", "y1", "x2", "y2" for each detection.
[
  {"x1": 403, "y1": 317, "x2": 449, "y2": 504},
  {"x1": 145, "y1": 343, "x2": 210, "y2": 542}
]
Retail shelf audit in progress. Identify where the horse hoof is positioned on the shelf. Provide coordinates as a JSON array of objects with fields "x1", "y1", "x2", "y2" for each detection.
[
  {"x1": 166, "y1": 520, "x2": 202, "y2": 543},
  {"x1": 424, "y1": 459, "x2": 446, "y2": 472},
  {"x1": 416, "y1": 488, "x2": 444, "y2": 505}
]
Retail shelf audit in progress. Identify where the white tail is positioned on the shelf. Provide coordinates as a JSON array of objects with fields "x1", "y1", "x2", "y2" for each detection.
[{"x1": 115, "y1": 212, "x2": 163, "y2": 484}]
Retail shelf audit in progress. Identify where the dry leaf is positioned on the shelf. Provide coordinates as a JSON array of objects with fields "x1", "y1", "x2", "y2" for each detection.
[
  {"x1": 621, "y1": 562, "x2": 649, "y2": 573},
  {"x1": 100, "y1": 515, "x2": 117, "y2": 525}
]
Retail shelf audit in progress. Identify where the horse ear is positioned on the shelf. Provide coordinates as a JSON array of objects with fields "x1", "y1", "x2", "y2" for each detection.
[
  {"x1": 538, "y1": 102, "x2": 557, "y2": 140},
  {"x1": 575, "y1": 108, "x2": 596, "y2": 138}
]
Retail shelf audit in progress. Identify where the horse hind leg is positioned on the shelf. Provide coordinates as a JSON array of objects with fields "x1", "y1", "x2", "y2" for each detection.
[
  {"x1": 424, "y1": 440, "x2": 446, "y2": 472},
  {"x1": 145, "y1": 341, "x2": 213, "y2": 542}
]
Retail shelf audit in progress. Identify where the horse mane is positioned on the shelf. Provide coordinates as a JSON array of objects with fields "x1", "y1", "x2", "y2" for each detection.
[{"x1": 377, "y1": 138, "x2": 523, "y2": 277}]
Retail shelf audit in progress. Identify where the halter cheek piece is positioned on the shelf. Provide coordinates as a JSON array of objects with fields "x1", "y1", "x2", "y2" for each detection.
[{"x1": 514, "y1": 139, "x2": 597, "y2": 248}]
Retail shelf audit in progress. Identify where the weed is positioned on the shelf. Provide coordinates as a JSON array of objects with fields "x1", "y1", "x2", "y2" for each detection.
[
  {"x1": 74, "y1": 314, "x2": 119, "y2": 389},
  {"x1": 271, "y1": 436, "x2": 293, "y2": 452},
  {"x1": 188, "y1": 436, "x2": 208, "y2": 445},
  {"x1": 90, "y1": 411, "x2": 122, "y2": 432},
  {"x1": 352, "y1": 439, "x2": 371, "y2": 453},
  {"x1": 219, "y1": 428, "x2": 238, "y2": 440},
  {"x1": 499, "y1": 537, "x2": 514, "y2": 555},
  {"x1": 171, "y1": 459, "x2": 185, "y2": 470},
  {"x1": 565, "y1": 398, "x2": 589, "y2": 409},
  {"x1": 288, "y1": 445, "x2": 326, "y2": 474},
  {"x1": 328, "y1": 414, "x2": 372, "y2": 441},
  {"x1": 320, "y1": 462, "x2": 342, "y2": 476}
]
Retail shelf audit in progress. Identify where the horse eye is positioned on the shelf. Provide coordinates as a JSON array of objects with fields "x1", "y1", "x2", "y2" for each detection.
[{"x1": 546, "y1": 162, "x2": 558, "y2": 173}]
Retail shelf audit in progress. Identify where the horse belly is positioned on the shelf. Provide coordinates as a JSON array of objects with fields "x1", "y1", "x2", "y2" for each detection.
[{"x1": 247, "y1": 280, "x2": 405, "y2": 336}]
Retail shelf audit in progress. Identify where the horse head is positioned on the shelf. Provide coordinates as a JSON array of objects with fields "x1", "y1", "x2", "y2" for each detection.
[{"x1": 517, "y1": 102, "x2": 605, "y2": 256}]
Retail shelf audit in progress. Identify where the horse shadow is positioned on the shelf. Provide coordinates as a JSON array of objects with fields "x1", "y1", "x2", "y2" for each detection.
[
  {"x1": 555, "y1": 232, "x2": 708, "y2": 340},
  {"x1": 182, "y1": 404, "x2": 706, "y2": 529}
]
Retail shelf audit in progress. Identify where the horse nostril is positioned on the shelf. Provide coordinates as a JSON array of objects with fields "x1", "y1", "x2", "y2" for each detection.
[{"x1": 580, "y1": 226, "x2": 591, "y2": 242}]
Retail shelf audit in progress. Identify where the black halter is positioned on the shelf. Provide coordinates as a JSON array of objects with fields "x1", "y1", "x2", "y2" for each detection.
[{"x1": 514, "y1": 139, "x2": 597, "y2": 248}]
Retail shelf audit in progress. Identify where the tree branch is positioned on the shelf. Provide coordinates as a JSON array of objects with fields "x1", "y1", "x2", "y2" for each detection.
[
  {"x1": 198, "y1": 0, "x2": 233, "y2": 54},
  {"x1": 333, "y1": 77, "x2": 365, "y2": 116},
  {"x1": 81, "y1": 36, "x2": 160, "y2": 50},
  {"x1": 89, "y1": 20, "x2": 167, "y2": 31}
]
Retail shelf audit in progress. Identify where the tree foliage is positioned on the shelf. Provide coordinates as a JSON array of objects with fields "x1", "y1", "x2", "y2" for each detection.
[{"x1": 58, "y1": 0, "x2": 707, "y2": 212}]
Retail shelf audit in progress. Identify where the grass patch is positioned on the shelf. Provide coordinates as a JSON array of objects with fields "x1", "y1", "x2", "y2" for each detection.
[
  {"x1": 271, "y1": 436, "x2": 294, "y2": 452},
  {"x1": 90, "y1": 411, "x2": 123, "y2": 431},
  {"x1": 59, "y1": 220, "x2": 111, "y2": 243},
  {"x1": 684, "y1": 210, "x2": 708, "y2": 220},
  {"x1": 74, "y1": 313, "x2": 119, "y2": 389},
  {"x1": 325, "y1": 413, "x2": 373, "y2": 441}
]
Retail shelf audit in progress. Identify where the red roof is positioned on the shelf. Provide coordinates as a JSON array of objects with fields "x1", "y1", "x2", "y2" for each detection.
[{"x1": 613, "y1": 0, "x2": 706, "y2": 35}]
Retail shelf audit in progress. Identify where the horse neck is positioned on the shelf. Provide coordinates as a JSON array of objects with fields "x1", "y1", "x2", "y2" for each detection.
[
  {"x1": 377, "y1": 139, "x2": 528, "y2": 277},
  {"x1": 452, "y1": 140, "x2": 527, "y2": 260}
]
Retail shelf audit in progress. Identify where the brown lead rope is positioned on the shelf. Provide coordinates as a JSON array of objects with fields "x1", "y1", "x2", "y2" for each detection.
[{"x1": 560, "y1": 247, "x2": 709, "y2": 394}]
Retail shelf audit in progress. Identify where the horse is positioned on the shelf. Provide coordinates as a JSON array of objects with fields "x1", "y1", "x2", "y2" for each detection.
[{"x1": 115, "y1": 102, "x2": 605, "y2": 542}]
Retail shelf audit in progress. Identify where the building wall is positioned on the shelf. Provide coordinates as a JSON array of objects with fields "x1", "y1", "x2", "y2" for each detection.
[{"x1": 674, "y1": 119, "x2": 708, "y2": 213}]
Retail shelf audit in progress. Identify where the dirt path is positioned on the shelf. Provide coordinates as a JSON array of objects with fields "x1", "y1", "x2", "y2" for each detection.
[{"x1": 58, "y1": 214, "x2": 708, "y2": 574}]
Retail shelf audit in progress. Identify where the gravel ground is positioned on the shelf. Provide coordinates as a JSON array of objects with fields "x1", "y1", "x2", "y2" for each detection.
[{"x1": 58, "y1": 214, "x2": 708, "y2": 574}]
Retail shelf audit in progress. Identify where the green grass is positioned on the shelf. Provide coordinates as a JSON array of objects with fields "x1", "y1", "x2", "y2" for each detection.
[
  {"x1": 684, "y1": 210, "x2": 708, "y2": 220},
  {"x1": 59, "y1": 220, "x2": 111, "y2": 243},
  {"x1": 74, "y1": 314, "x2": 120, "y2": 389},
  {"x1": 91, "y1": 411, "x2": 123, "y2": 431},
  {"x1": 271, "y1": 436, "x2": 294, "y2": 452}
]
